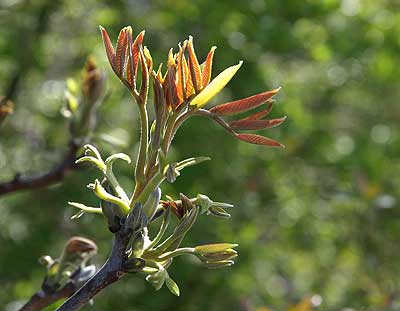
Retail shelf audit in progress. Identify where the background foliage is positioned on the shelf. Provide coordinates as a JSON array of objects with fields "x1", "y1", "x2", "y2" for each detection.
[{"x1": 1, "y1": 0, "x2": 399, "y2": 310}]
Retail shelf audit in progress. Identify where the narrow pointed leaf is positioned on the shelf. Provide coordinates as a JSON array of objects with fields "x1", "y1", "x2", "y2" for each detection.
[
  {"x1": 99, "y1": 26, "x2": 116, "y2": 71},
  {"x1": 68, "y1": 202, "x2": 103, "y2": 216},
  {"x1": 210, "y1": 87, "x2": 280, "y2": 115},
  {"x1": 139, "y1": 48, "x2": 149, "y2": 100},
  {"x1": 187, "y1": 36, "x2": 202, "y2": 93},
  {"x1": 201, "y1": 46, "x2": 216, "y2": 87},
  {"x1": 235, "y1": 133, "x2": 284, "y2": 148},
  {"x1": 242, "y1": 101, "x2": 274, "y2": 120},
  {"x1": 229, "y1": 116, "x2": 287, "y2": 130},
  {"x1": 190, "y1": 61, "x2": 243, "y2": 108},
  {"x1": 132, "y1": 31, "x2": 145, "y2": 77},
  {"x1": 166, "y1": 277, "x2": 180, "y2": 296},
  {"x1": 115, "y1": 27, "x2": 129, "y2": 77}
]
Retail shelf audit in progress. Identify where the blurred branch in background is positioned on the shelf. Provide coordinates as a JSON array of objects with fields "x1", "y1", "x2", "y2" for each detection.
[
  {"x1": 0, "y1": 140, "x2": 79, "y2": 195},
  {"x1": 2, "y1": 0, "x2": 61, "y2": 103},
  {"x1": 0, "y1": 57, "x2": 106, "y2": 196},
  {"x1": 0, "y1": 96, "x2": 14, "y2": 126},
  {"x1": 19, "y1": 237, "x2": 97, "y2": 311}
]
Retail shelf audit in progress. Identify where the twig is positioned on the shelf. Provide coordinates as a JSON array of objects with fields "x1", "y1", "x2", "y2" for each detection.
[
  {"x1": 56, "y1": 230, "x2": 130, "y2": 311},
  {"x1": 0, "y1": 140, "x2": 80, "y2": 196},
  {"x1": 20, "y1": 283, "x2": 75, "y2": 311}
]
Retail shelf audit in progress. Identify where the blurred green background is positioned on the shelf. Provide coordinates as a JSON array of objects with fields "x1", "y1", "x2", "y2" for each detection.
[{"x1": 1, "y1": 0, "x2": 399, "y2": 310}]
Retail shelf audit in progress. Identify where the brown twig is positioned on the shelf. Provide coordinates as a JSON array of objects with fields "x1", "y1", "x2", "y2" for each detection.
[
  {"x1": 56, "y1": 229, "x2": 130, "y2": 311},
  {"x1": 0, "y1": 140, "x2": 81, "y2": 196},
  {"x1": 20, "y1": 283, "x2": 75, "y2": 311}
]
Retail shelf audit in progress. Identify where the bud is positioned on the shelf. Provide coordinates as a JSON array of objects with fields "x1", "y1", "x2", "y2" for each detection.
[
  {"x1": 82, "y1": 56, "x2": 106, "y2": 104},
  {"x1": 64, "y1": 236, "x2": 98, "y2": 255},
  {"x1": 194, "y1": 243, "x2": 238, "y2": 268},
  {"x1": 143, "y1": 187, "x2": 161, "y2": 221},
  {"x1": 126, "y1": 202, "x2": 147, "y2": 233}
]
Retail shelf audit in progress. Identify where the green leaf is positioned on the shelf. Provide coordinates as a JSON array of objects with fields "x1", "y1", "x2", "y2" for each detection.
[
  {"x1": 175, "y1": 156, "x2": 210, "y2": 171},
  {"x1": 75, "y1": 156, "x2": 106, "y2": 172},
  {"x1": 194, "y1": 243, "x2": 238, "y2": 255},
  {"x1": 166, "y1": 276, "x2": 180, "y2": 296},
  {"x1": 105, "y1": 153, "x2": 131, "y2": 165},
  {"x1": 190, "y1": 61, "x2": 243, "y2": 108},
  {"x1": 68, "y1": 202, "x2": 103, "y2": 219}
]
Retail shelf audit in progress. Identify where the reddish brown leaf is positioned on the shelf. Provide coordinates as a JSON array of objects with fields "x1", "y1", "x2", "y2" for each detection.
[
  {"x1": 209, "y1": 88, "x2": 281, "y2": 116},
  {"x1": 201, "y1": 46, "x2": 216, "y2": 87},
  {"x1": 184, "y1": 56, "x2": 194, "y2": 98},
  {"x1": 229, "y1": 116, "x2": 286, "y2": 130},
  {"x1": 115, "y1": 27, "x2": 129, "y2": 77},
  {"x1": 126, "y1": 30, "x2": 135, "y2": 88},
  {"x1": 132, "y1": 30, "x2": 145, "y2": 78},
  {"x1": 187, "y1": 36, "x2": 202, "y2": 93},
  {"x1": 176, "y1": 45, "x2": 186, "y2": 102},
  {"x1": 235, "y1": 133, "x2": 284, "y2": 147},
  {"x1": 139, "y1": 48, "x2": 149, "y2": 101},
  {"x1": 99, "y1": 26, "x2": 116, "y2": 71},
  {"x1": 242, "y1": 101, "x2": 274, "y2": 120},
  {"x1": 164, "y1": 49, "x2": 179, "y2": 109}
]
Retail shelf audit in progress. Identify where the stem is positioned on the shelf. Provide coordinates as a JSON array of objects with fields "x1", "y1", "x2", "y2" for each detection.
[
  {"x1": 130, "y1": 171, "x2": 165, "y2": 207},
  {"x1": 56, "y1": 231, "x2": 129, "y2": 311},
  {"x1": 161, "y1": 113, "x2": 177, "y2": 154},
  {"x1": 134, "y1": 103, "x2": 149, "y2": 196},
  {"x1": 155, "y1": 247, "x2": 194, "y2": 261}
]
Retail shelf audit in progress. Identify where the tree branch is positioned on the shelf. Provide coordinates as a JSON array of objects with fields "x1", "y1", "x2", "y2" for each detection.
[
  {"x1": 20, "y1": 283, "x2": 75, "y2": 311},
  {"x1": 0, "y1": 140, "x2": 81, "y2": 196},
  {"x1": 56, "y1": 230, "x2": 130, "y2": 311}
]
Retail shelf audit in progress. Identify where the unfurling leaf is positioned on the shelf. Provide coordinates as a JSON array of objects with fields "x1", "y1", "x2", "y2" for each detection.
[
  {"x1": 241, "y1": 101, "x2": 274, "y2": 120},
  {"x1": 201, "y1": 46, "x2": 217, "y2": 87},
  {"x1": 229, "y1": 116, "x2": 287, "y2": 130},
  {"x1": 235, "y1": 133, "x2": 285, "y2": 148},
  {"x1": 68, "y1": 202, "x2": 103, "y2": 219},
  {"x1": 105, "y1": 153, "x2": 131, "y2": 165},
  {"x1": 143, "y1": 187, "x2": 161, "y2": 221},
  {"x1": 187, "y1": 36, "x2": 202, "y2": 93},
  {"x1": 209, "y1": 87, "x2": 280, "y2": 115},
  {"x1": 190, "y1": 61, "x2": 243, "y2": 108},
  {"x1": 99, "y1": 26, "x2": 116, "y2": 71},
  {"x1": 194, "y1": 243, "x2": 238, "y2": 254},
  {"x1": 115, "y1": 27, "x2": 130, "y2": 77},
  {"x1": 166, "y1": 276, "x2": 180, "y2": 296}
]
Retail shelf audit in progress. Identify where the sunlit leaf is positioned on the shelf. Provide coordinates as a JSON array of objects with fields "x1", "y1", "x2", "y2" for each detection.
[
  {"x1": 190, "y1": 61, "x2": 243, "y2": 108},
  {"x1": 235, "y1": 133, "x2": 284, "y2": 147},
  {"x1": 229, "y1": 116, "x2": 287, "y2": 130},
  {"x1": 209, "y1": 87, "x2": 280, "y2": 115}
]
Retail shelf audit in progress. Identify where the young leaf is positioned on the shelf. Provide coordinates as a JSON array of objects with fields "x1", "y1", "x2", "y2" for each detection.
[
  {"x1": 190, "y1": 61, "x2": 243, "y2": 108},
  {"x1": 235, "y1": 133, "x2": 285, "y2": 148},
  {"x1": 115, "y1": 27, "x2": 130, "y2": 77},
  {"x1": 187, "y1": 36, "x2": 202, "y2": 93},
  {"x1": 99, "y1": 26, "x2": 116, "y2": 71},
  {"x1": 201, "y1": 46, "x2": 216, "y2": 87},
  {"x1": 209, "y1": 87, "x2": 280, "y2": 116},
  {"x1": 166, "y1": 276, "x2": 180, "y2": 296},
  {"x1": 229, "y1": 116, "x2": 287, "y2": 130},
  {"x1": 241, "y1": 101, "x2": 274, "y2": 120}
]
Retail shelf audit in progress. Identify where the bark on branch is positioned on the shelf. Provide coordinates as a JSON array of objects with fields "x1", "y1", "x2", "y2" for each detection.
[{"x1": 56, "y1": 230, "x2": 130, "y2": 311}]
